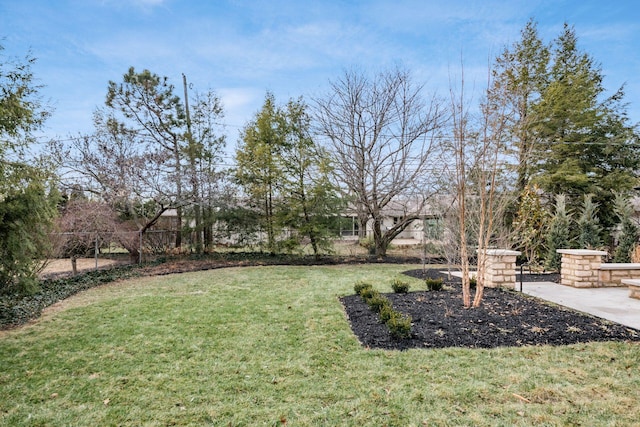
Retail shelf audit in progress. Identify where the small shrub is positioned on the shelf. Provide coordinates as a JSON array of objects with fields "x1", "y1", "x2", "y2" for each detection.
[
  {"x1": 358, "y1": 237, "x2": 376, "y2": 255},
  {"x1": 354, "y1": 281, "x2": 373, "y2": 295},
  {"x1": 353, "y1": 280, "x2": 412, "y2": 340},
  {"x1": 386, "y1": 312, "x2": 412, "y2": 339},
  {"x1": 367, "y1": 294, "x2": 391, "y2": 313},
  {"x1": 391, "y1": 278, "x2": 410, "y2": 293},
  {"x1": 359, "y1": 287, "x2": 378, "y2": 300},
  {"x1": 469, "y1": 276, "x2": 477, "y2": 289},
  {"x1": 379, "y1": 304, "x2": 394, "y2": 323},
  {"x1": 425, "y1": 277, "x2": 444, "y2": 291}
]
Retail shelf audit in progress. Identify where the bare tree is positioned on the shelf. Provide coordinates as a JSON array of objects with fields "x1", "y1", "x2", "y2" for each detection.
[
  {"x1": 52, "y1": 69, "x2": 227, "y2": 259},
  {"x1": 314, "y1": 67, "x2": 447, "y2": 257},
  {"x1": 54, "y1": 198, "x2": 120, "y2": 274},
  {"x1": 446, "y1": 65, "x2": 516, "y2": 308},
  {"x1": 446, "y1": 67, "x2": 474, "y2": 307},
  {"x1": 472, "y1": 78, "x2": 513, "y2": 307},
  {"x1": 51, "y1": 112, "x2": 178, "y2": 261}
]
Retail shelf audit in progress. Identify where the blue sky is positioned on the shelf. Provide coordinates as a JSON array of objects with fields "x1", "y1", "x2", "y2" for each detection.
[{"x1": 2, "y1": 0, "x2": 639, "y2": 150}]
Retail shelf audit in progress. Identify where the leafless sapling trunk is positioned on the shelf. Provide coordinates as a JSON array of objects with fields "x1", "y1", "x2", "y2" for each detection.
[{"x1": 447, "y1": 64, "x2": 515, "y2": 308}]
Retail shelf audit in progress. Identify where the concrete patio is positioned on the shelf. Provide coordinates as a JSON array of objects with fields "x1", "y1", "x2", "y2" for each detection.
[{"x1": 520, "y1": 281, "x2": 640, "y2": 330}]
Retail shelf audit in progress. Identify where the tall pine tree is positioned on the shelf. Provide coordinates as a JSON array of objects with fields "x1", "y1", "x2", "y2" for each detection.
[
  {"x1": 235, "y1": 93, "x2": 286, "y2": 252},
  {"x1": 532, "y1": 24, "x2": 640, "y2": 230},
  {"x1": 487, "y1": 18, "x2": 549, "y2": 194}
]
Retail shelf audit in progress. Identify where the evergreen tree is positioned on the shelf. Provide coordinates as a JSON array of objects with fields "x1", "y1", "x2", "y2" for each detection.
[
  {"x1": 277, "y1": 98, "x2": 343, "y2": 257},
  {"x1": 235, "y1": 94, "x2": 342, "y2": 255},
  {"x1": 512, "y1": 184, "x2": 549, "y2": 268},
  {"x1": 576, "y1": 194, "x2": 602, "y2": 249},
  {"x1": 105, "y1": 68, "x2": 187, "y2": 249},
  {"x1": 545, "y1": 194, "x2": 571, "y2": 271},
  {"x1": 613, "y1": 193, "x2": 639, "y2": 263},
  {"x1": 235, "y1": 92, "x2": 286, "y2": 252},
  {"x1": 532, "y1": 24, "x2": 640, "y2": 230},
  {"x1": 0, "y1": 44, "x2": 57, "y2": 294},
  {"x1": 487, "y1": 18, "x2": 549, "y2": 193}
]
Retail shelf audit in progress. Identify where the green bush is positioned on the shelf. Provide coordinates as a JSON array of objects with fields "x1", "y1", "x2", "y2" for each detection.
[
  {"x1": 359, "y1": 287, "x2": 378, "y2": 300},
  {"x1": 354, "y1": 281, "x2": 373, "y2": 296},
  {"x1": 386, "y1": 312, "x2": 412, "y2": 339},
  {"x1": 391, "y1": 278, "x2": 410, "y2": 293},
  {"x1": 379, "y1": 304, "x2": 394, "y2": 323},
  {"x1": 425, "y1": 277, "x2": 444, "y2": 291},
  {"x1": 366, "y1": 293, "x2": 391, "y2": 313},
  {"x1": 353, "y1": 280, "x2": 412, "y2": 340},
  {"x1": 358, "y1": 237, "x2": 376, "y2": 255},
  {"x1": 469, "y1": 277, "x2": 477, "y2": 289}
]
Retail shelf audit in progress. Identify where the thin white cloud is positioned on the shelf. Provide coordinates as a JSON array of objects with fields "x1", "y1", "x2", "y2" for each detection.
[{"x1": 219, "y1": 87, "x2": 259, "y2": 111}]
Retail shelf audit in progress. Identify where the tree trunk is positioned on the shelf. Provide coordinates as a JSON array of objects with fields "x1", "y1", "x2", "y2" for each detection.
[
  {"x1": 459, "y1": 237, "x2": 471, "y2": 308},
  {"x1": 71, "y1": 256, "x2": 78, "y2": 276},
  {"x1": 373, "y1": 218, "x2": 387, "y2": 259},
  {"x1": 472, "y1": 251, "x2": 486, "y2": 307},
  {"x1": 357, "y1": 203, "x2": 368, "y2": 239},
  {"x1": 173, "y1": 134, "x2": 183, "y2": 251},
  {"x1": 193, "y1": 203, "x2": 202, "y2": 253},
  {"x1": 266, "y1": 190, "x2": 274, "y2": 252},
  {"x1": 301, "y1": 191, "x2": 320, "y2": 259},
  {"x1": 175, "y1": 205, "x2": 182, "y2": 250},
  {"x1": 203, "y1": 206, "x2": 213, "y2": 251},
  {"x1": 182, "y1": 74, "x2": 203, "y2": 254},
  {"x1": 458, "y1": 177, "x2": 471, "y2": 308},
  {"x1": 358, "y1": 216, "x2": 367, "y2": 239}
]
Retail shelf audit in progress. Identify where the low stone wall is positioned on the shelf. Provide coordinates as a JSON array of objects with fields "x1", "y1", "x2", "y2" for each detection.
[
  {"x1": 621, "y1": 279, "x2": 640, "y2": 300},
  {"x1": 598, "y1": 263, "x2": 640, "y2": 287},
  {"x1": 558, "y1": 250, "x2": 640, "y2": 300},
  {"x1": 557, "y1": 249, "x2": 607, "y2": 288}
]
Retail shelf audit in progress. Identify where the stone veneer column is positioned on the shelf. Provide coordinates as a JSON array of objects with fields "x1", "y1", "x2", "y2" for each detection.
[
  {"x1": 557, "y1": 249, "x2": 607, "y2": 288},
  {"x1": 481, "y1": 249, "x2": 521, "y2": 289}
]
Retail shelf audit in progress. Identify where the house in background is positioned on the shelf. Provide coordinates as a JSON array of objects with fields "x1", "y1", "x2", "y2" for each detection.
[
  {"x1": 338, "y1": 197, "x2": 448, "y2": 244},
  {"x1": 155, "y1": 197, "x2": 451, "y2": 248}
]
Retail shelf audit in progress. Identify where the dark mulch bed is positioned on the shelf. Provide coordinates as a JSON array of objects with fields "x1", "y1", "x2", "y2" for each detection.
[
  {"x1": 402, "y1": 268, "x2": 561, "y2": 285},
  {"x1": 340, "y1": 269, "x2": 640, "y2": 350}
]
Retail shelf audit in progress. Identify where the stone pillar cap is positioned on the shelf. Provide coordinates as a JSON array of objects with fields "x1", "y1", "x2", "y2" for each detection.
[
  {"x1": 480, "y1": 249, "x2": 521, "y2": 256},
  {"x1": 556, "y1": 249, "x2": 608, "y2": 256}
]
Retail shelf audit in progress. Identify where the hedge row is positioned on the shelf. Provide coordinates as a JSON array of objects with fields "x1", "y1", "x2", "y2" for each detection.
[{"x1": 354, "y1": 281, "x2": 412, "y2": 339}]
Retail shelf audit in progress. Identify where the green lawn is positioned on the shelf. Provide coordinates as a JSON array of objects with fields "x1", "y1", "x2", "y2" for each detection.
[{"x1": 1, "y1": 264, "x2": 639, "y2": 426}]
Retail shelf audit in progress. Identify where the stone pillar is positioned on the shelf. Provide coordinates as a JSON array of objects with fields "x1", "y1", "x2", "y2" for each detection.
[
  {"x1": 481, "y1": 249, "x2": 521, "y2": 289},
  {"x1": 557, "y1": 249, "x2": 607, "y2": 288}
]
